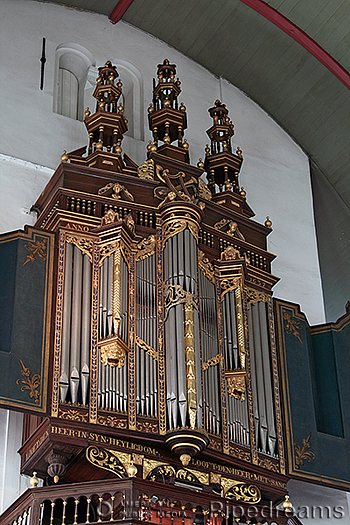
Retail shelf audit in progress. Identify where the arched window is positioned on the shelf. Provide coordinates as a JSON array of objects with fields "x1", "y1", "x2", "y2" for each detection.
[{"x1": 54, "y1": 43, "x2": 96, "y2": 121}]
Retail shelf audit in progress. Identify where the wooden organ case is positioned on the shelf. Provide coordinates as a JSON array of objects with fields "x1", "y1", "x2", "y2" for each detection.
[{"x1": 2, "y1": 60, "x2": 293, "y2": 525}]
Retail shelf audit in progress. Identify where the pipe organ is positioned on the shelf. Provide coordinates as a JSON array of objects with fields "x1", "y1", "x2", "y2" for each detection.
[{"x1": 3, "y1": 58, "x2": 295, "y2": 525}]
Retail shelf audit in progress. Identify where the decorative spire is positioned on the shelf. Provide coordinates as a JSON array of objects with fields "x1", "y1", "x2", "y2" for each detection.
[
  {"x1": 204, "y1": 100, "x2": 243, "y2": 194},
  {"x1": 148, "y1": 59, "x2": 189, "y2": 162}
]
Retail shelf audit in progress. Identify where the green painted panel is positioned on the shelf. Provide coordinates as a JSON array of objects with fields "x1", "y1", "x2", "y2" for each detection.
[
  {"x1": 275, "y1": 298, "x2": 350, "y2": 490},
  {"x1": 0, "y1": 227, "x2": 55, "y2": 414}
]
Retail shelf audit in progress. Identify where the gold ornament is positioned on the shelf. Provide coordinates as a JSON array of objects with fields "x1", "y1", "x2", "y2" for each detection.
[
  {"x1": 180, "y1": 454, "x2": 191, "y2": 467},
  {"x1": 61, "y1": 150, "x2": 69, "y2": 162},
  {"x1": 265, "y1": 216, "x2": 272, "y2": 228},
  {"x1": 30, "y1": 472, "x2": 39, "y2": 487}
]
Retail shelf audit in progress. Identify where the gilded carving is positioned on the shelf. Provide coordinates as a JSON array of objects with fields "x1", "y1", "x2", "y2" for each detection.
[
  {"x1": 184, "y1": 303, "x2": 197, "y2": 429},
  {"x1": 16, "y1": 359, "x2": 40, "y2": 404},
  {"x1": 220, "y1": 277, "x2": 241, "y2": 298},
  {"x1": 143, "y1": 458, "x2": 168, "y2": 480},
  {"x1": 163, "y1": 219, "x2": 187, "y2": 244},
  {"x1": 135, "y1": 335, "x2": 158, "y2": 360},
  {"x1": 98, "y1": 414, "x2": 127, "y2": 429},
  {"x1": 98, "y1": 182, "x2": 134, "y2": 201},
  {"x1": 210, "y1": 472, "x2": 221, "y2": 485},
  {"x1": 136, "y1": 420, "x2": 158, "y2": 433},
  {"x1": 86, "y1": 446, "x2": 127, "y2": 477},
  {"x1": 135, "y1": 234, "x2": 156, "y2": 261},
  {"x1": 198, "y1": 249, "x2": 215, "y2": 284},
  {"x1": 66, "y1": 235, "x2": 94, "y2": 261},
  {"x1": 202, "y1": 354, "x2": 222, "y2": 370},
  {"x1": 198, "y1": 178, "x2": 212, "y2": 200},
  {"x1": 283, "y1": 311, "x2": 303, "y2": 344},
  {"x1": 59, "y1": 408, "x2": 88, "y2": 422},
  {"x1": 164, "y1": 283, "x2": 198, "y2": 320},
  {"x1": 258, "y1": 456, "x2": 279, "y2": 472},
  {"x1": 245, "y1": 287, "x2": 269, "y2": 305},
  {"x1": 124, "y1": 212, "x2": 135, "y2": 233},
  {"x1": 208, "y1": 437, "x2": 222, "y2": 452},
  {"x1": 220, "y1": 245, "x2": 241, "y2": 261},
  {"x1": 294, "y1": 433, "x2": 315, "y2": 469},
  {"x1": 99, "y1": 241, "x2": 119, "y2": 266},
  {"x1": 225, "y1": 370, "x2": 246, "y2": 401},
  {"x1": 214, "y1": 219, "x2": 245, "y2": 240},
  {"x1": 229, "y1": 445, "x2": 251, "y2": 462},
  {"x1": 156, "y1": 228, "x2": 166, "y2": 435},
  {"x1": 99, "y1": 337, "x2": 128, "y2": 367},
  {"x1": 101, "y1": 208, "x2": 120, "y2": 226},
  {"x1": 163, "y1": 218, "x2": 199, "y2": 245},
  {"x1": 137, "y1": 158, "x2": 155, "y2": 180},
  {"x1": 22, "y1": 238, "x2": 47, "y2": 266},
  {"x1": 225, "y1": 482, "x2": 261, "y2": 503}
]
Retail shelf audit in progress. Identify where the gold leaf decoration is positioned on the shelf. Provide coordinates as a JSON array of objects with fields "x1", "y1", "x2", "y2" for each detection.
[
  {"x1": 283, "y1": 311, "x2": 303, "y2": 344},
  {"x1": 137, "y1": 159, "x2": 155, "y2": 180},
  {"x1": 136, "y1": 234, "x2": 156, "y2": 261},
  {"x1": 86, "y1": 446, "x2": 127, "y2": 477},
  {"x1": 294, "y1": 433, "x2": 315, "y2": 469},
  {"x1": 16, "y1": 359, "x2": 41, "y2": 404},
  {"x1": 22, "y1": 238, "x2": 47, "y2": 266},
  {"x1": 135, "y1": 336, "x2": 158, "y2": 360}
]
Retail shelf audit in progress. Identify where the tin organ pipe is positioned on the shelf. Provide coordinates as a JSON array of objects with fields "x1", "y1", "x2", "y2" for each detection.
[
  {"x1": 258, "y1": 301, "x2": 276, "y2": 455},
  {"x1": 60, "y1": 242, "x2": 73, "y2": 403},
  {"x1": 69, "y1": 245, "x2": 82, "y2": 404},
  {"x1": 248, "y1": 301, "x2": 277, "y2": 454},
  {"x1": 199, "y1": 270, "x2": 220, "y2": 434},
  {"x1": 81, "y1": 254, "x2": 91, "y2": 405}
]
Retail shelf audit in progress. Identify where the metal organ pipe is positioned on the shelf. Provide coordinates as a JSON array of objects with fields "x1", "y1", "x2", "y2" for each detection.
[
  {"x1": 248, "y1": 300, "x2": 277, "y2": 455},
  {"x1": 97, "y1": 251, "x2": 129, "y2": 413},
  {"x1": 60, "y1": 242, "x2": 73, "y2": 403},
  {"x1": 135, "y1": 252, "x2": 157, "y2": 418},
  {"x1": 222, "y1": 290, "x2": 250, "y2": 447},
  {"x1": 81, "y1": 253, "x2": 91, "y2": 406},
  {"x1": 59, "y1": 242, "x2": 92, "y2": 405}
]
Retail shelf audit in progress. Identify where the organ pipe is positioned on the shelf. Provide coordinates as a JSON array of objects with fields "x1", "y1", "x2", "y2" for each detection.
[{"x1": 59, "y1": 241, "x2": 92, "y2": 405}]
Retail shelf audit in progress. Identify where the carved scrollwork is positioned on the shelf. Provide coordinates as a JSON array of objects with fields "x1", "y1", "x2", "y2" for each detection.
[
  {"x1": 220, "y1": 277, "x2": 242, "y2": 298},
  {"x1": 164, "y1": 284, "x2": 198, "y2": 320},
  {"x1": 137, "y1": 158, "x2": 155, "y2": 180},
  {"x1": 258, "y1": 456, "x2": 279, "y2": 472},
  {"x1": 98, "y1": 182, "x2": 134, "y2": 202},
  {"x1": 59, "y1": 408, "x2": 88, "y2": 422},
  {"x1": 229, "y1": 445, "x2": 251, "y2": 462},
  {"x1": 86, "y1": 446, "x2": 127, "y2": 478},
  {"x1": 135, "y1": 335, "x2": 158, "y2": 360},
  {"x1": 245, "y1": 287, "x2": 269, "y2": 306},
  {"x1": 225, "y1": 370, "x2": 247, "y2": 401},
  {"x1": 136, "y1": 234, "x2": 156, "y2": 261},
  {"x1": 163, "y1": 219, "x2": 187, "y2": 243},
  {"x1": 98, "y1": 414, "x2": 127, "y2": 429},
  {"x1": 224, "y1": 482, "x2": 261, "y2": 503},
  {"x1": 66, "y1": 235, "x2": 94, "y2": 261},
  {"x1": 198, "y1": 178, "x2": 212, "y2": 201},
  {"x1": 198, "y1": 249, "x2": 215, "y2": 284},
  {"x1": 202, "y1": 354, "x2": 222, "y2": 370},
  {"x1": 99, "y1": 241, "x2": 119, "y2": 266}
]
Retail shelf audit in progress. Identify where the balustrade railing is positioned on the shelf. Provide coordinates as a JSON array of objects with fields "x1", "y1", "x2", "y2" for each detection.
[{"x1": 1, "y1": 478, "x2": 290, "y2": 525}]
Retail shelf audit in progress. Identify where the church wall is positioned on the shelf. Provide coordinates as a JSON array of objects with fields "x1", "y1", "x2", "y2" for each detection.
[{"x1": 0, "y1": 0, "x2": 324, "y2": 324}]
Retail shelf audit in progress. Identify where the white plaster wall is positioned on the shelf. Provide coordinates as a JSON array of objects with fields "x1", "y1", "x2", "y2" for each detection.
[
  {"x1": 0, "y1": 409, "x2": 34, "y2": 514},
  {"x1": 0, "y1": 0, "x2": 325, "y2": 323}
]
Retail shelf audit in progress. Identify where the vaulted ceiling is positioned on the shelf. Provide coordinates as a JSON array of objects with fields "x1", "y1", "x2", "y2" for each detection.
[{"x1": 43, "y1": 0, "x2": 350, "y2": 210}]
